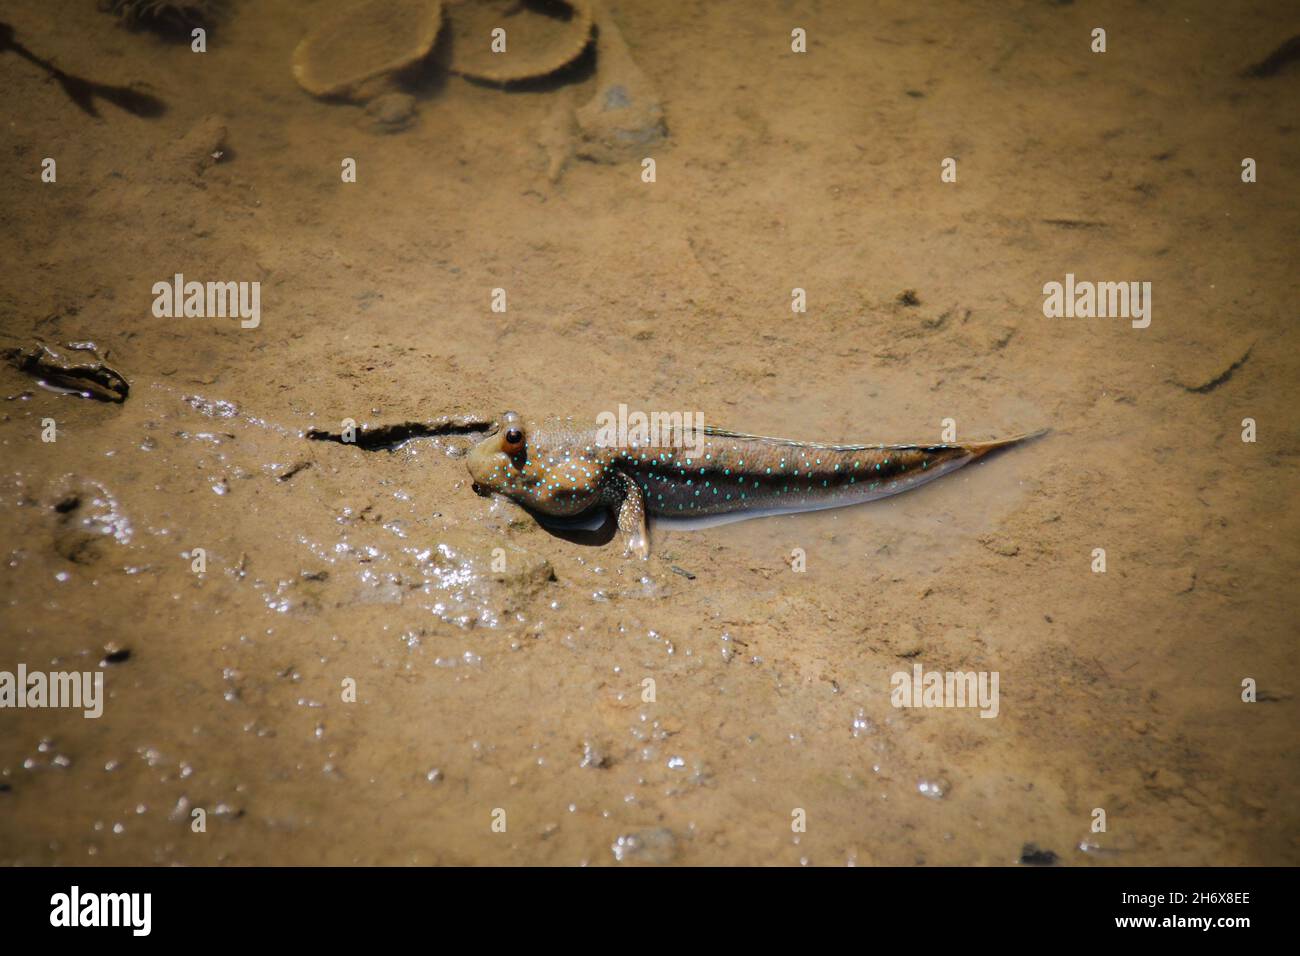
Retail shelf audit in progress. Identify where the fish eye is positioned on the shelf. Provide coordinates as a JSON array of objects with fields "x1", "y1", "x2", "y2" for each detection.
[{"x1": 503, "y1": 427, "x2": 525, "y2": 453}]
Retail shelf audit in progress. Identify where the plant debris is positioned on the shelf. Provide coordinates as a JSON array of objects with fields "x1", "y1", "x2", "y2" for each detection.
[{"x1": 2, "y1": 342, "x2": 130, "y2": 402}]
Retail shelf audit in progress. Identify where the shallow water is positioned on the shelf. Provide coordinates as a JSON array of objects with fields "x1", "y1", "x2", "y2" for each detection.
[{"x1": 0, "y1": 0, "x2": 1297, "y2": 865}]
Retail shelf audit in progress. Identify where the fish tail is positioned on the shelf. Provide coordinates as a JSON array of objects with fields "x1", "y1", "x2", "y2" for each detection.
[{"x1": 964, "y1": 427, "x2": 1051, "y2": 459}]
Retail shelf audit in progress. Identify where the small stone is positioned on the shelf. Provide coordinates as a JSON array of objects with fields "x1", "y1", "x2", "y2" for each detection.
[
  {"x1": 175, "y1": 114, "x2": 228, "y2": 177},
  {"x1": 364, "y1": 93, "x2": 416, "y2": 133},
  {"x1": 100, "y1": 645, "x2": 131, "y2": 666},
  {"x1": 576, "y1": 6, "x2": 665, "y2": 163},
  {"x1": 1018, "y1": 843, "x2": 1059, "y2": 865},
  {"x1": 980, "y1": 535, "x2": 1020, "y2": 557}
]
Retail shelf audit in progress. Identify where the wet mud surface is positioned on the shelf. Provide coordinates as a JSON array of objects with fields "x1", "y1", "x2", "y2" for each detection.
[{"x1": 1, "y1": 0, "x2": 1297, "y2": 865}]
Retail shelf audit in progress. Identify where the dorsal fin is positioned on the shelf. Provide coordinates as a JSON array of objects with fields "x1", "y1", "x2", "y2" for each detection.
[
  {"x1": 701, "y1": 425, "x2": 1049, "y2": 454},
  {"x1": 703, "y1": 424, "x2": 958, "y2": 452}
]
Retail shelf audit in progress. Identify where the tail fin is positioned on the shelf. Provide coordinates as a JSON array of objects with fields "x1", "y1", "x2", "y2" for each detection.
[{"x1": 966, "y1": 427, "x2": 1051, "y2": 460}]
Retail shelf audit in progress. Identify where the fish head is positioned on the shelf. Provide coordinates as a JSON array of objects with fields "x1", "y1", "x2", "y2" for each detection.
[{"x1": 467, "y1": 412, "x2": 609, "y2": 517}]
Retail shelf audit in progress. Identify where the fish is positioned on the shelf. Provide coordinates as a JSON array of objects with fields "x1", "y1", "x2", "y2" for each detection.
[{"x1": 466, "y1": 411, "x2": 1046, "y2": 559}]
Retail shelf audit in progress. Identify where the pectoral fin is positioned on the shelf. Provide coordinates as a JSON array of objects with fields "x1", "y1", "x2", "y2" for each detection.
[{"x1": 612, "y1": 470, "x2": 649, "y2": 559}]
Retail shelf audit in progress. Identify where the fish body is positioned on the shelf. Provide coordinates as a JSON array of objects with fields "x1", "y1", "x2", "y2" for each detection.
[{"x1": 467, "y1": 411, "x2": 1044, "y2": 558}]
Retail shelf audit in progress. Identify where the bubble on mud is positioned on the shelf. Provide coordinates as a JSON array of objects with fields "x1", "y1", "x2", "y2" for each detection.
[
  {"x1": 293, "y1": 0, "x2": 445, "y2": 100},
  {"x1": 372, "y1": 531, "x2": 559, "y2": 627},
  {"x1": 580, "y1": 740, "x2": 609, "y2": 769},
  {"x1": 183, "y1": 394, "x2": 238, "y2": 418},
  {"x1": 611, "y1": 827, "x2": 677, "y2": 864},
  {"x1": 168, "y1": 796, "x2": 191, "y2": 822},
  {"x1": 46, "y1": 478, "x2": 133, "y2": 565},
  {"x1": 917, "y1": 778, "x2": 949, "y2": 799}
]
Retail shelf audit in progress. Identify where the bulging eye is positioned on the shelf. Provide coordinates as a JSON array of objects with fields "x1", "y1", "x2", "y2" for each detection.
[{"x1": 503, "y1": 427, "x2": 525, "y2": 453}]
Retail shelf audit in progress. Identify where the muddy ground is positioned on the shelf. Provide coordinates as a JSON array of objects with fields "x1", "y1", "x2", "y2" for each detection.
[{"x1": 1, "y1": 0, "x2": 1297, "y2": 865}]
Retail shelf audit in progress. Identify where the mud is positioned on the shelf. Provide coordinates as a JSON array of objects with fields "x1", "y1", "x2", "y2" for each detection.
[{"x1": 0, "y1": 0, "x2": 1297, "y2": 865}]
